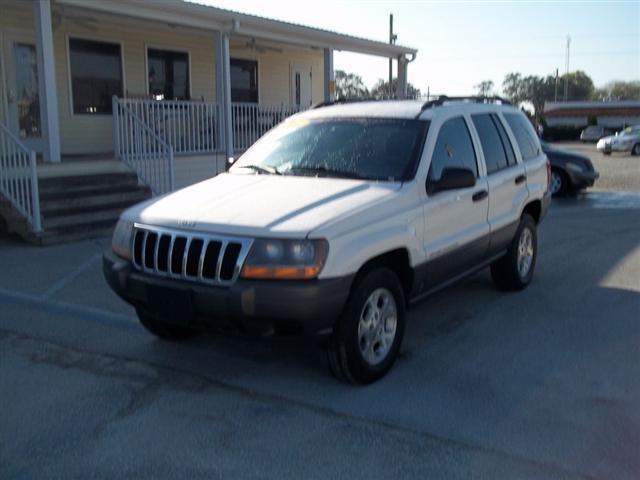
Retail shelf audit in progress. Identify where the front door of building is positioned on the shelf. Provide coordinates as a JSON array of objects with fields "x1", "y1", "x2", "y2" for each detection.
[
  {"x1": 290, "y1": 63, "x2": 312, "y2": 109},
  {"x1": 3, "y1": 33, "x2": 44, "y2": 153}
]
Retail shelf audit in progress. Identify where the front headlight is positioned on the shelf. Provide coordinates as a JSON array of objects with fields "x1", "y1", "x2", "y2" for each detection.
[
  {"x1": 240, "y1": 238, "x2": 329, "y2": 280},
  {"x1": 112, "y1": 219, "x2": 134, "y2": 260},
  {"x1": 565, "y1": 162, "x2": 584, "y2": 173}
]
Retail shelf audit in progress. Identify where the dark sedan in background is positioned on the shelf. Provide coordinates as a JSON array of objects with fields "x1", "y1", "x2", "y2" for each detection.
[{"x1": 542, "y1": 143, "x2": 600, "y2": 196}]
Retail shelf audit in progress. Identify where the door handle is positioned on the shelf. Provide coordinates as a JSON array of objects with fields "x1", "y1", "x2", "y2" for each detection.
[
  {"x1": 515, "y1": 174, "x2": 527, "y2": 184},
  {"x1": 472, "y1": 190, "x2": 488, "y2": 202}
]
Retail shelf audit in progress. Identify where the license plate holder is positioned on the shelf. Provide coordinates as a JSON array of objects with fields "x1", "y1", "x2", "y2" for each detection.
[{"x1": 146, "y1": 284, "x2": 194, "y2": 325}]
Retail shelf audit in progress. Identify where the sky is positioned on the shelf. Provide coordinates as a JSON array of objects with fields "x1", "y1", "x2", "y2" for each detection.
[{"x1": 201, "y1": 0, "x2": 639, "y2": 96}]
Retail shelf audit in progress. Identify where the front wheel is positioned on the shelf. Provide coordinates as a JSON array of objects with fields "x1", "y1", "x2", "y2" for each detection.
[
  {"x1": 632, "y1": 144, "x2": 640, "y2": 156},
  {"x1": 327, "y1": 267, "x2": 406, "y2": 384},
  {"x1": 490, "y1": 214, "x2": 538, "y2": 291},
  {"x1": 549, "y1": 168, "x2": 568, "y2": 197}
]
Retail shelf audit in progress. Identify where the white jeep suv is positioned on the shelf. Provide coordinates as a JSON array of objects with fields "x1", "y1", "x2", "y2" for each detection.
[{"x1": 104, "y1": 97, "x2": 551, "y2": 384}]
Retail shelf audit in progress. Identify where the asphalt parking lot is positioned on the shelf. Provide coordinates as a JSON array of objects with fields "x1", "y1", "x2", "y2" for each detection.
[{"x1": 1, "y1": 154, "x2": 639, "y2": 479}]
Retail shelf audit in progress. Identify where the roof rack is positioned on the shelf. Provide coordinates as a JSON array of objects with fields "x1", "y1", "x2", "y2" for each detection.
[
  {"x1": 418, "y1": 95, "x2": 512, "y2": 114},
  {"x1": 312, "y1": 97, "x2": 382, "y2": 109}
]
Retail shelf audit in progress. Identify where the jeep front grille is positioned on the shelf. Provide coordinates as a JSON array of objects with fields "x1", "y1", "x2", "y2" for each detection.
[{"x1": 131, "y1": 224, "x2": 253, "y2": 286}]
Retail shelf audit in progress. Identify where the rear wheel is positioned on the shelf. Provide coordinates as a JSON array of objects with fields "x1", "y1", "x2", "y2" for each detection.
[
  {"x1": 632, "y1": 144, "x2": 640, "y2": 156},
  {"x1": 136, "y1": 308, "x2": 199, "y2": 341},
  {"x1": 491, "y1": 214, "x2": 538, "y2": 291},
  {"x1": 549, "y1": 168, "x2": 568, "y2": 197},
  {"x1": 327, "y1": 267, "x2": 406, "y2": 384}
]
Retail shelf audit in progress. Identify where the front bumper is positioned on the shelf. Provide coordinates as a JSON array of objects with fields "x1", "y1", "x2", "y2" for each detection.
[
  {"x1": 567, "y1": 169, "x2": 600, "y2": 189},
  {"x1": 597, "y1": 142, "x2": 632, "y2": 153},
  {"x1": 103, "y1": 250, "x2": 353, "y2": 336}
]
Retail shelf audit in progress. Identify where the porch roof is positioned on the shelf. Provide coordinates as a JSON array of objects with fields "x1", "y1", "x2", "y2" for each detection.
[{"x1": 55, "y1": 0, "x2": 418, "y2": 59}]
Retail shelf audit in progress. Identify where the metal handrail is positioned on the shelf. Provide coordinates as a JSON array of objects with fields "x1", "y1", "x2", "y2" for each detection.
[
  {"x1": 0, "y1": 122, "x2": 41, "y2": 232},
  {"x1": 113, "y1": 96, "x2": 174, "y2": 195}
]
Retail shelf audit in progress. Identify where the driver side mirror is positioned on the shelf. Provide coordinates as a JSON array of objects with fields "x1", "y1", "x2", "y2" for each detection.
[{"x1": 426, "y1": 167, "x2": 476, "y2": 195}]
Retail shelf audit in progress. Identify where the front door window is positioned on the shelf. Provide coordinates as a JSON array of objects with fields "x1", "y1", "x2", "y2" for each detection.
[{"x1": 13, "y1": 43, "x2": 41, "y2": 139}]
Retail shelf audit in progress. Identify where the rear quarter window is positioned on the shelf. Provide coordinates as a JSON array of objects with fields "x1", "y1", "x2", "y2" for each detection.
[{"x1": 504, "y1": 113, "x2": 541, "y2": 161}]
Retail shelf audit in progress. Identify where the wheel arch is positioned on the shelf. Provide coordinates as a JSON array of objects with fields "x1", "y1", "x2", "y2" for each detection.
[
  {"x1": 350, "y1": 248, "x2": 414, "y2": 303},
  {"x1": 521, "y1": 199, "x2": 542, "y2": 224}
]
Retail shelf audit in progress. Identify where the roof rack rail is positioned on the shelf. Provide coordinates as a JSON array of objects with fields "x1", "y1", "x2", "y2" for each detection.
[
  {"x1": 418, "y1": 95, "x2": 512, "y2": 115},
  {"x1": 312, "y1": 97, "x2": 380, "y2": 109}
]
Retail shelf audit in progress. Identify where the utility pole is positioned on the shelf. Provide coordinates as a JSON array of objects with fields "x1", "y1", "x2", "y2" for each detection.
[
  {"x1": 554, "y1": 68, "x2": 559, "y2": 102},
  {"x1": 389, "y1": 13, "x2": 397, "y2": 99},
  {"x1": 563, "y1": 35, "x2": 570, "y2": 101}
]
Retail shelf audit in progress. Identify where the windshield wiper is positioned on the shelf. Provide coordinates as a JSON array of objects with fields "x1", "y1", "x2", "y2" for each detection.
[
  {"x1": 286, "y1": 166, "x2": 364, "y2": 180},
  {"x1": 236, "y1": 164, "x2": 281, "y2": 175}
]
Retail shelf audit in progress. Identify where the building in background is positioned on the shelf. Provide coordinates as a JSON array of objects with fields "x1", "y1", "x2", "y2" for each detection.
[{"x1": 544, "y1": 101, "x2": 640, "y2": 130}]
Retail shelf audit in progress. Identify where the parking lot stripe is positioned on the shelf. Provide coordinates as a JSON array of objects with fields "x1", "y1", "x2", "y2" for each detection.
[
  {"x1": 40, "y1": 254, "x2": 102, "y2": 300},
  {"x1": 0, "y1": 286, "x2": 138, "y2": 332}
]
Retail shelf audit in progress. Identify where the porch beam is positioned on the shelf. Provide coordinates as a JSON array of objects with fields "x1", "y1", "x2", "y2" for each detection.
[
  {"x1": 323, "y1": 49, "x2": 334, "y2": 102},
  {"x1": 215, "y1": 32, "x2": 234, "y2": 162},
  {"x1": 396, "y1": 56, "x2": 408, "y2": 100},
  {"x1": 34, "y1": 0, "x2": 61, "y2": 162}
]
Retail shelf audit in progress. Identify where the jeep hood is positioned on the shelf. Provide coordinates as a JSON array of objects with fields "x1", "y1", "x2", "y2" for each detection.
[{"x1": 123, "y1": 173, "x2": 402, "y2": 237}]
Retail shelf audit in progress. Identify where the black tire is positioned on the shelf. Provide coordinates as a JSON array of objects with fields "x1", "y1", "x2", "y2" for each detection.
[
  {"x1": 136, "y1": 308, "x2": 198, "y2": 341},
  {"x1": 549, "y1": 168, "x2": 569, "y2": 197},
  {"x1": 603, "y1": 151, "x2": 611, "y2": 156},
  {"x1": 490, "y1": 214, "x2": 538, "y2": 291},
  {"x1": 632, "y1": 144, "x2": 640, "y2": 156},
  {"x1": 327, "y1": 267, "x2": 406, "y2": 384}
]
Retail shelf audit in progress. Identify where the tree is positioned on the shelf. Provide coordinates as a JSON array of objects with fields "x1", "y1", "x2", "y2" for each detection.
[
  {"x1": 594, "y1": 80, "x2": 640, "y2": 100},
  {"x1": 502, "y1": 73, "x2": 526, "y2": 105},
  {"x1": 370, "y1": 78, "x2": 421, "y2": 99},
  {"x1": 561, "y1": 70, "x2": 594, "y2": 101},
  {"x1": 501, "y1": 70, "x2": 595, "y2": 124},
  {"x1": 474, "y1": 80, "x2": 494, "y2": 97},
  {"x1": 334, "y1": 70, "x2": 369, "y2": 100}
]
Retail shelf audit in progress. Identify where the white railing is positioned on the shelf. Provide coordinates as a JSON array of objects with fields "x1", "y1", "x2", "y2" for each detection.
[
  {"x1": 232, "y1": 103, "x2": 301, "y2": 151},
  {"x1": 0, "y1": 122, "x2": 41, "y2": 232},
  {"x1": 113, "y1": 97, "x2": 302, "y2": 160},
  {"x1": 113, "y1": 97, "x2": 174, "y2": 195},
  {"x1": 117, "y1": 98, "x2": 221, "y2": 155}
]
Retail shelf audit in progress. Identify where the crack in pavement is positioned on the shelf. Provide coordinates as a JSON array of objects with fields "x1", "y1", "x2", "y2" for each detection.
[{"x1": 1, "y1": 328, "x2": 599, "y2": 480}]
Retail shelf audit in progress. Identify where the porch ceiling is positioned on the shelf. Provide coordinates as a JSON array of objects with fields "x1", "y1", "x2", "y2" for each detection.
[{"x1": 55, "y1": 0, "x2": 417, "y2": 59}]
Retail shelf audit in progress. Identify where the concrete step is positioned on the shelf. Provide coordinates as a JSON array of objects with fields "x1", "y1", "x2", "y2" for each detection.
[
  {"x1": 40, "y1": 183, "x2": 146, "y2": 202},
  {"x1": 40, "y1": 187, "x2": 151, "y2": 214},
  {"x1": 42, "y1": 204, "x2": 132, "y2": 230},
  {"x1": 38, "y1": 173, "x2": 140, "y2": 195},
  {"x1": 28, "y1": 220, "x2": 118, "y2": 245}
]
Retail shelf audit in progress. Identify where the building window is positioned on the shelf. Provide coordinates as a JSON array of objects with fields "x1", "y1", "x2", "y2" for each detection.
[
  {"x1": 230, "y1": 58, "x2": 258, "y2": 102},
  {"x1": 69, "y1": 38, "x2": 122, "y2": 114},
  {"x1": 148, "y1": 48, "x2": 190, "y2": 101}
]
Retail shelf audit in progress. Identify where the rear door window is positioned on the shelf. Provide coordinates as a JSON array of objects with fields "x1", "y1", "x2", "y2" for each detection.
[
  {"x1": 472, "y1": 113, "x2": 508, "y2": 174},
  {"x1": 429, "y1": 116, "x2": 478, "y2": 181},
  {"x1": 504, "y1": 113, "x2": 541, "y2": 160},
  {"x1": 492, "y1": 114, "x2": 517, "y2": 166}
]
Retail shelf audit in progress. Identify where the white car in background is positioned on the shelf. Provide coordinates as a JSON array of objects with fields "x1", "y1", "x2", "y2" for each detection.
[{"x1": 596, "y1": 126, "x2": 640, "y2": 156}]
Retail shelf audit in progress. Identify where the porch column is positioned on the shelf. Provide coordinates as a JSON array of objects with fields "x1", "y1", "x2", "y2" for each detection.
[
  {"x1": 396, "y1": 56, "x2": 408, "y2": 100},
  {"x1": 215, "y1": 31, "x2": 234, "y2": 163},
  {"x1": 323, "y1": 48, "x2": 334, "y2": 102},
  {"x1": 34, "y1": 0, "x2": 61, "y2": 162}
]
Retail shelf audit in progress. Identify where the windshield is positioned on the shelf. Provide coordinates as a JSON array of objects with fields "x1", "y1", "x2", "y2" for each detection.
[
  {"x1": 231, "y1": 117, "x2": 429, "y2": 181},
  {"x1": 620, "y1": 126, "x2": 639, "y2": 136}
]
